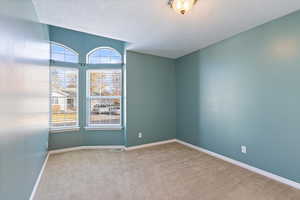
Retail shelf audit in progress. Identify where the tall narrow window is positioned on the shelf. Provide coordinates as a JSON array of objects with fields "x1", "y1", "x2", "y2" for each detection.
[
  {"x1": 87, "y1": 47, "x2": 122, "y2": 64},
  {"x1": 50, "y1": 67, "x2": 79, "y2": 130},
  {"x1": 86, "y1": 69, "x2": 122, "y2": 128},
  {"x1": 51, "y1": 42, "x2": 79, "y2": 63}
]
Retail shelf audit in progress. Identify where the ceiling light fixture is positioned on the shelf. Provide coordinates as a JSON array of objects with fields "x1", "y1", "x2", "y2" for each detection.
[{"x1": 168, "y1": 0, "x2": 198, "y2": 15}]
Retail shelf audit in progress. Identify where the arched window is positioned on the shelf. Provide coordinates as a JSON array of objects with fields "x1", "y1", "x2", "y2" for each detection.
[
  {"x1": 50, "y1": 42, "x2": 79, "y2": 63},
  {"x1": 86, "y1": 47, "x2": 122, "y2": 64}
]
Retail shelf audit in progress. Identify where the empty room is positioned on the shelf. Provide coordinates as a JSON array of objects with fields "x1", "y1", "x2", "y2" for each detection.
[{"x1": 1, "y1": 0, "x2": 300, "y2": 199}]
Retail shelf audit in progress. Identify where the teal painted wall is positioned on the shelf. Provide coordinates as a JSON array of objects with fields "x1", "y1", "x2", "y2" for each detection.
[
  {"x1": 0, "y1": 0, "x2": 50, "y2": 199},
  {"x1": 175, "y1": 10, "x2": 300, "y2": 183},
  {"x1": 48, "y1": 26, "x2": 126, "y2": 150},
  {"x1": 126, "y1": 52, "x2": 176, "y2": 146}
]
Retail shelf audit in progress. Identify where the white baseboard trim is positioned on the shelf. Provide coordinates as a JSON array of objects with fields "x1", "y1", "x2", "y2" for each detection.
[
  {"x1": 29, "y1": 153, "x2": 49, "y2": 200},
  {"x1": 29, "y1": 139, "x2": 299, "y2": 200},
  {"x1": 49, "y1": 145, "x2": 125, "y2": 155},
  {"x1": 48, "y1": 140, "x2": 177, "y2": 154},
  {"x1": 175, "y1": 139, "x2": 300, "y2": 190},
  {"x1": 125, "y1": 139, "x2": 177, "y2": 151}
]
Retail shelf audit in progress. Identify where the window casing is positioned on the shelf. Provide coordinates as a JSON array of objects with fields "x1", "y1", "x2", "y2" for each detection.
[
  {"x1": 50, "y1": 42, "x2": 79, "y2": 63},
  {"x1": 50, "y1": 67, "x2": 79, "y2": 130},
  {"x1": 86, "y1": 47, "x2": 122, "y2": 64},
  {"x1": 86, "y1": 69, "x2": 122, "y2": 128}
]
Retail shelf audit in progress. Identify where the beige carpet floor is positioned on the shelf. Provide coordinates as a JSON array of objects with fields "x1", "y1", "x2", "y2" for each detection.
[{"x1": 34, "y1": 142, "x2": 300, "y2": 200}]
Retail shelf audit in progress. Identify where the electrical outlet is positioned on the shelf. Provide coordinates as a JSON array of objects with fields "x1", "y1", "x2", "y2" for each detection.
[
  {"x1": 241, "y1": 145, "x2": 247, "y2": 154},
  {"x1": 138, "y1": 132, "x2": 142, "y2": 138}
]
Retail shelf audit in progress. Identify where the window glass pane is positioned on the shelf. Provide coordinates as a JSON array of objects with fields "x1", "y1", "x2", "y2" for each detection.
[
  {"x1": 87, "y1": 47, "x2": 122, "y2": 64},
  {"x1": 51, "y1": 43, "x2": 79, "y2": 63},
  {"x1": 111, "y1": 57, "x2": 122, "y2": 64},
  {"x1": 52, "y1": 53, "x2": 64, "y2": 62},
  {"x1": 89, "y1": 98, "x2": 121, "y2": 125},
  {"x1": 52, "y1": 44, "x2": 65, "y2": 54},
  {"x1": 65, "y1": 55, "x2": 77, "y2": 63},
  {"x1": 87, "y1": 69, "x2": 122, "y2": 126},
  {"x1": 100, "y1": 57, "x2": 110, "y2": 63},
  {"x1": 51, "y1": 67, "x2": 78, "y2": 129},
  {"x1": 51, "y1": 107, "x2": 77, "y2": 127},
  {"x1": 89, "y1": 57, "x2": 98, "y2": 64},
  {"x1": 89, "y1": 70, "x2": 121, "y2": 96}
]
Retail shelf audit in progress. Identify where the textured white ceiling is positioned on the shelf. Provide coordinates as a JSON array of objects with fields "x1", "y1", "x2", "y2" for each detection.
[{"x1": 32, "y1": 0, "x2": 300, "y2": 58}]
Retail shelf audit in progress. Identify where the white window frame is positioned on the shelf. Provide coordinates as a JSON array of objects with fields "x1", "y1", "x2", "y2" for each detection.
[
  {"x1": 85, "y1": 69, "x2": 122, "y2": 130},
  {"x1": 50, "y1": 67, "x2": 80, "y2": 132},
  {"x1": 50, "y1": 41, "x2": 79, "y2": 63},
  {"x1": 86, "y1": 47, "x2": 122, "y2": 64}
]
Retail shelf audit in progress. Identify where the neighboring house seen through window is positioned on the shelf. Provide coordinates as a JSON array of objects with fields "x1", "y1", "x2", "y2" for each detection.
[
  {"x1": 86, "y1": 69, "x2": 122, "y2": 128},
  {"x1": 87, "y1": 47, "x2": 122, "y2": 64},
  {"x1": 50, "y1": 67, "x2": 79, "y2": 130}
]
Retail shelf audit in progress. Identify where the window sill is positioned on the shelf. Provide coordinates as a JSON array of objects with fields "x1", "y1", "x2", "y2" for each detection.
[
  {"x1": 84, "y1": 126, "x2": 123, "y2": 131},
  {"x1": 50, "y1": 126, "x2": 80, "y2": 133}
]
